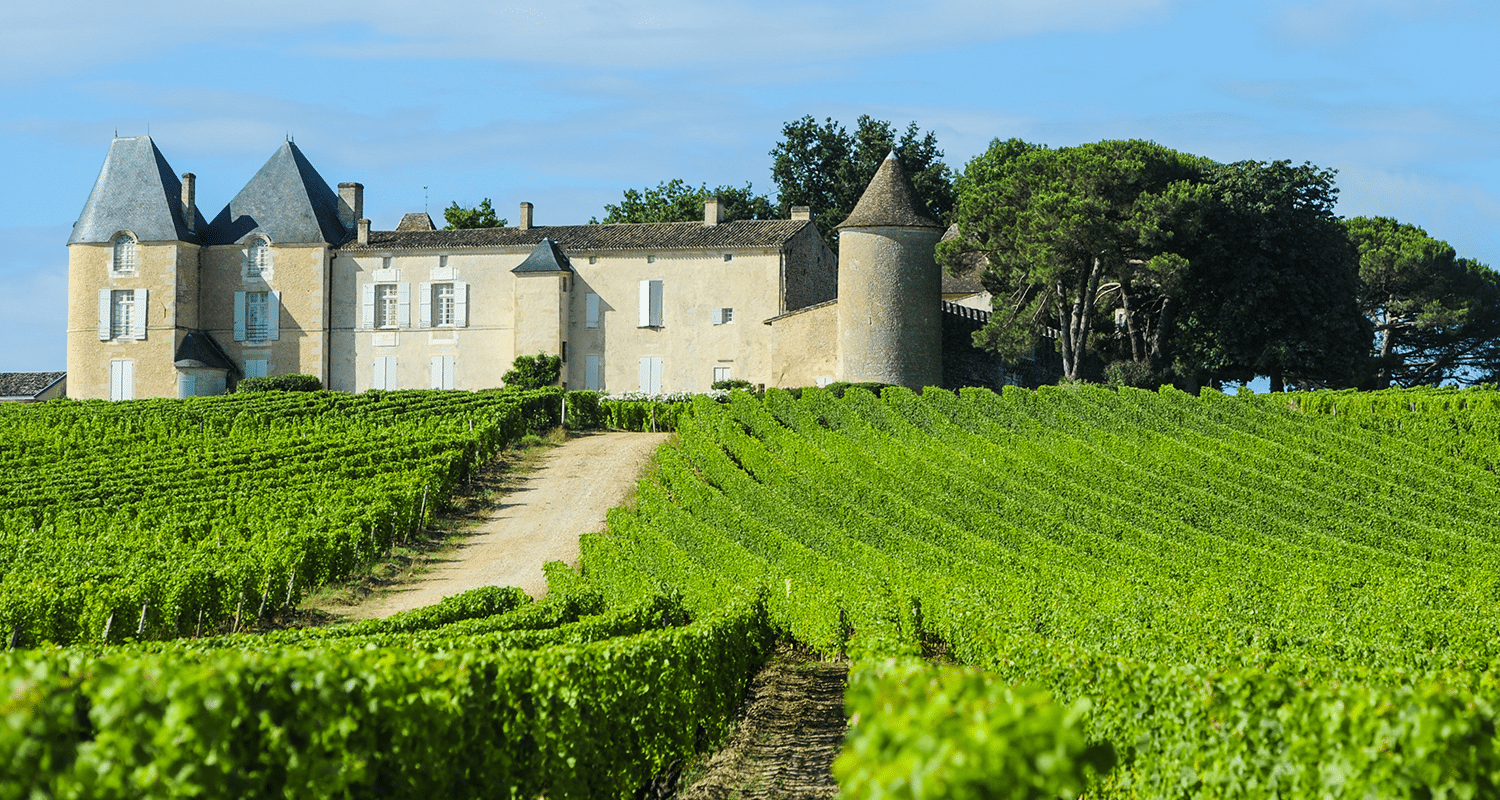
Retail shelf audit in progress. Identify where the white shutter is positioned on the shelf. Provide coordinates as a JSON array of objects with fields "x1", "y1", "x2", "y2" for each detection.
[
  {"x1": 267, "y1": 291, "x2": 281, "y2": 340},
  {"x1": 109, "y1": 360, "x2": 122, "y2": 400},
  {"x1": 418, "y1": 282, "x2": 431, "y2": 328},
  {"x1": 132, "y1": 289, "x2": 147, "y2": 340},
  {"x1": 97, "y1": 289, "x2": 111, "y2": 340},
  {"x1": 178, "y1": 373, "x2": 195, "y2": 399},
  {"x1": 639, "y1": 280, "x2": 651, "y2": 327},
  {"x1": 233, "y1": 291, "x2": 247, "y2": 341},
  {"x1": 711, "y1": 307, "x2": 723, "y2": 326},
  {"x1": 651, "y1": 356, "x2": 663, "y2": 394},
  {"x1": 638, "y1": 356, "x2": 662, "y2": 393},
  {"x1": 649, "y1": 280, "x2": 663, "y2": 327},
  {"x1": 586, "y1": 293, "x2": 600, "y2": 328},
  {"x1": 639, "y1": 357, "x2": 651, "y2": 393},
  {"x1": 454, "y1": 282, "x2": 468, "y2": 328},
  {"x1": 362, "y1": 283, "x2": 376, "y2": 329},
  {"x1": 430, "y1": 356, "x2": 442, "y2": 389},
  {"x1": 397, "y1": 282, "x2": 411, "y2": 328},
  {"x1": 585, "y1": 354, "x2": 601, "y2": 391}
]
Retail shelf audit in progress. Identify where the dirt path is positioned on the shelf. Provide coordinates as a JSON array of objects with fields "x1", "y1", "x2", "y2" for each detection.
[
  {"x1": 670, "y1": 643, "x2": 849, "y2": 800},
  {"x1": 350, "y1": 431, "x2": 672, "y2": 618}
]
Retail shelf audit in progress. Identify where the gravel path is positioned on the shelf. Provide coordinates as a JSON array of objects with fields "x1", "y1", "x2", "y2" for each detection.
[{"x1": 352, "y1": 431, "x2": 672, "y2": 618}]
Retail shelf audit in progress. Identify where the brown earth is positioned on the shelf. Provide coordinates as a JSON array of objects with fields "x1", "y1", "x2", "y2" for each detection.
[
  {"x1": 344, "y1": 430, "x2": 671, "y2": 618},
  {"x1": 661, "y1": 642, "x2": 850, "y2": 800}
]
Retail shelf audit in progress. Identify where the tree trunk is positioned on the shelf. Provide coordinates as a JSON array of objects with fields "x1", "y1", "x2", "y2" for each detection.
[
  {"x1": 1149, "y1": 296, "x2": 1177, "y2": 374},
  {"x1": 1269, "y1": 370, "x2": 1285, "y2": 393},
  {"x1": 1119, "y1": 276, "x2": 1144, "y2": 363}
]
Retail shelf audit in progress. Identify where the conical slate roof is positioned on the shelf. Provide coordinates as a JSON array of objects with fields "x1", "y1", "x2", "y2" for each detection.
[
  {"x1": 70, "y1": 136, "x2": 204, "y2": 244},
  {"x1": 204, "y1": 142, "x2": 347, "y2": 245},
  {"x1": 837, "y1": 151, "x2": 942, "y2": 230},
  {"x1": 511, "y1": 238, "x2": 574, "y2": 273}
]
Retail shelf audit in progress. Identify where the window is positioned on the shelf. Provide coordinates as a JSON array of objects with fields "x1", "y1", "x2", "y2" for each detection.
[
  {"x1": 430, "y1": 355, "x2": 455, "y2": 390},
  {"x1": 363, "y1": 283, "x2": 411, "y2": 329},
  {"x1": 112, "y1": 234, "x2": 137, "y2": 273},
  {"x1": 588, "y1": 256, "x2": 598, "y2": 265},
  {"x1": 233, "y1": 290, "x2": 280, "y2": 342},
  {"x1": 244, "y1": 359, "x2": 268, "y2": 379},
  {"x1": 723, "y1": 253, "x2": 733, "y2": 262},
  {"x1": 109, "y1": 359, "x2": 134, "y2": 401},
  {"x1": 418, "y1": 282, "x2": 467, "y2": 328},
  {"x1": 638, "y1": 356, "x2": 663, "y2": 394},
  {"x1": 111, "y1": 290, "x2": 134, "y2": 339},
  {"x1": 713, "y1": 366, "x2": 732, "y2": 384},
  {"x1": 585, "y1": 293, "x2": 600, "y2": 328},
  {"x1": 98, "y1": 288, "x2": 147, "y2": 340},
  {"x1": 372, "y1": 356, "x2": 399, "y2": 390},
  {"x1": 585, "y1": 354, "x2": 602, "y2": 391},
  {"x1": 638, "y1": 279, "x2": 663, "y2": 327},
  {"x1": 711, "y1": 307, "x2": 734, "y2": 325},
  {"x1": 246, "y1": 239, "x2": 271, "y2": 278},
  {"x1": 646, "y1": 255, "x2": 656, "y2": 264}
]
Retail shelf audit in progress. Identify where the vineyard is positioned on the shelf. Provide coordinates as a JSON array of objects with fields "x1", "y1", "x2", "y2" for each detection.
[{"x1": 5, "y1": 384, "x2": 1500, "y2": 797}]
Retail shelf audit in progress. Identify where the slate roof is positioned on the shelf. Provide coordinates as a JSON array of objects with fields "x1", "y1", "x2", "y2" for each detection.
[
  {"x1": 70, "y1": 137, "x2": 205, "y2": 244},
  {"x1": 0, "y1": 372, "x2": 66, "y2": 399},
  {"x1": 204, "y1": 142, "x2": 349, "y2": 245},
  {"x1": 396, "y1": 212, "x2": 436, "y2": 232},
  {"x1": 512, "y1": 238, "x2": 574, "y2": 273},
  {"x1": 340, "y1": 219, "x2": 813, "y2": 253},
  {"x1": 839, "y1": 151, "x2": 942, "y2": 230},
  {"x1": 173, "y1": 332, "x2": 237, "y2": 373}
]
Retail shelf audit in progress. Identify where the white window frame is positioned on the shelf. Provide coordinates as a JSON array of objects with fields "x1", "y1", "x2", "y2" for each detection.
[
  {"x1": 112, "y1": 234, "x2": 137, "y2": 274},
  {"x1": 234, "y1": 290, "x2": 280, "y2": 342},
  {"x1": 245, "y1": 238, "x2": 272, "y2": 278},
  {"x1": 99, "y1": 289, "x2": 147, "y2": 341},
  {"x1": 430, "y1": 355, "x2": 455, "y2": 390},
  {"x1": 711, "y1": 307, "x2": 734, "y2": 325},
  {"x1": 585, "y1": 354, "x2": 602, "y2": 391},
  {"x1": 638, "y1": 279, "x2": 663, "y2": 328},
  {"x1": 375, "y1": 284, "x2": 400, "y2": 329},
  {"x1": 713, "y1": 366, "x2": 732, "y2": 384},
  {"x1": 585, "y1": 292, "x2": 600, "y2": 328}
]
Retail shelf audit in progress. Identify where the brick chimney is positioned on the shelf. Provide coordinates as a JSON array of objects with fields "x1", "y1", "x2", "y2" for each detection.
[
  {"x1": 357, "y1": 218, "x2": 370, "y2": 245},
  {"x1": 791, "y1": 206, "x2": 811, "y2": 221},
  {"x1": 339, "y1": 182, "x2": 364, "y2": 232},
  {"x1": 704, "y1": 196, "x2": 723, "y2": 226},
  {"x1": 519, "y1": 202, "x2": 534, "y2": 231},
  {"x1": 181, "y1": 173, "x2": 196, "y2": 233}
]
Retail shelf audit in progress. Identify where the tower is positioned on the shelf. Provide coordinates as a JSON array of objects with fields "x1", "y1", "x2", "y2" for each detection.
[
  {"x1": 835, "y1": 152, "x2": 944, "y2": 388},
  {"x1": 67, "y1": 136, "x2": 205, "y2": 400}
]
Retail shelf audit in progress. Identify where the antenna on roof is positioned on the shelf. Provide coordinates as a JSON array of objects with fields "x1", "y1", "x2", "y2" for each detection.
[
  {"x1": 424, "y1": 186, "x2": 429, "y2": 214},
  {"x1": 286, "y1": 132, "x2": 294, "y2": 143}
]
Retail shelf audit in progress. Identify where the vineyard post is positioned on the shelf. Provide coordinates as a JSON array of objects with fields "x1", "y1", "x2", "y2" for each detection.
[
  {"x1": 136, "y1": 599, "x2": 149, "y2": 637},
  {"x1": 232, "y1": 592, "x2": 244, "y2": 633},
  {"x1": 562, "y1": 394, "x2": 567, "y2": 429},
  {"x1": 195, "y1": 608, "x2": 203, "y2": 638},
  {"x1": 8, "y1": 626, "x2": 18, "y2": 649},
  {"x1": 258, "y1": 574, "x2": 272, "y2": 619},
  {"x1": 102, "y1": 612, "x2": 114, "y2": 643},
  {"x1": 285, "y1": 573, "x2": 297, "y2": 607}
]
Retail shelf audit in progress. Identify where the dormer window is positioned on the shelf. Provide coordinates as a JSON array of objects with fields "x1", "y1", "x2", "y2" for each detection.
[
  {"x1": 246, "y1": 238, "x2": 272, "y2": 278},
  {"x1": 112, "y1": 234, "x2": 137, "y2": 274}
]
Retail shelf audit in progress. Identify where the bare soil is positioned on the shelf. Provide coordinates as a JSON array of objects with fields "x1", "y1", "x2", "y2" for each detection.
[
  {"x1": 661, "y1": 642, "x2": 850, "y2": 800},
  {"x1": 319, "y1": 430, "x2": 671, "y2": 619}
]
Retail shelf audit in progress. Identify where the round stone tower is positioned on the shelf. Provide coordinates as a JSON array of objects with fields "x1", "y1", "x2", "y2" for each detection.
[{"x1": 836, "y1": 152, "x2": 944, "y2": 388}]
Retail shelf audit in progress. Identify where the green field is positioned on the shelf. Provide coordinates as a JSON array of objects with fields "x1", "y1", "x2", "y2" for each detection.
[{"x1": 5, "y1": 385, "x2": 1500, "y2": 798}]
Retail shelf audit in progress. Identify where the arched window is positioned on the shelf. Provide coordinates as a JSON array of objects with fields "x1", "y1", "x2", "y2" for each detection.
[
  {"x1": 246, "y1": 238, "x2": 271, "y2": 277},
  {"x1": 112, "y1": 234, "x2": 137, "y2": 273}
]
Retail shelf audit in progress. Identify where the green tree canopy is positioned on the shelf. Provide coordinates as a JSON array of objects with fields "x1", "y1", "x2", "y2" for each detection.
[
  {"x1": 770, "y1": 115, "x2": 955, "y2": 248},
  {"x1": 443, "y1": 199, "x2": 507, "y2": 230},
  {"x1": 938, "y1": 138, "x2": 1211, "y2": 382},
  {"x1": 592, "y1": 179, "x2": 775, "y2": 224},
  {"x1": 1174, "y1": 160, "x2": 1371, "y2": 391},
  {"x1": 1347, "y1": 216, "x2": 1500, "y2": 387},
  {"x1": 502, "y1": 352, "x2": 562, "y2": 390}
]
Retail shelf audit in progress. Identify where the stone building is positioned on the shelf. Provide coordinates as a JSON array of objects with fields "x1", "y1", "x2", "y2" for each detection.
[{"x1": 66, "y1": 137, "x2": 1041, "y2": 399}]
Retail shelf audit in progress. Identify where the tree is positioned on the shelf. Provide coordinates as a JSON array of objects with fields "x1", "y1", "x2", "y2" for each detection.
[
  {"x1": 938, "y1": 138, "x2": 1211, "y2": 382},
  {"x1": 593, "y1": 179, "x2": 775, "y2": 224},
  {"x1": 769, "y1": 115, "x2": 955, "y2": 248},
  {"x1": 1173, "y1": 161, "x2": 1370, "y2": 391},
  {"x1": 444, "y1": 199, "x2": 507, "y2": 229},
  {"x1": 502, "y1": 352, "x2": 561, "y2": 390},
  {"x1": 1347, "y1": 216, "x2": 1500, "y2": 387}
]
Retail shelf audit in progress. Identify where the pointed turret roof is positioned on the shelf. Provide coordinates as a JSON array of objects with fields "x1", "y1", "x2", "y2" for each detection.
[
  {"x1": 512, "y1": 238, "x2": 574, "y2": 273},
  {"x1": 837, "y1": 151, "x2": 942, "y2": 230},
  {"x1": 204, "y1": 141, "x2": 347, "y2": 245},
  {"x1": 70, "y1": 136, "x2": 204, "y2": 244}
]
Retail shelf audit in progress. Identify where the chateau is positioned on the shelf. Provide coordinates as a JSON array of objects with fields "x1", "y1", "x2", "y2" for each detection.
[{"x1": 67, "y1": 136, "x2": 1033, "y2": 399}]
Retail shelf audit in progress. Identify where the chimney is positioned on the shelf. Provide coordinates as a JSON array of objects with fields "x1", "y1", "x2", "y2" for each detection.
[
  {"x1": 181, "y1": 173, "x2": 196, "y2": 233},
  {"x1": 357, "y1": 218, "x2": 370, "y2": 245},
  {"x1": 704, "y1": 196, "x2": 723, "y2": 226},
  {"x1": 791, "y1": 206, "x2": 811, "y2": 221},
  {"x1": 339, "y1": 183, "x2": 364, "y2": 232},
  {"x1": 519, "y1": 202, "x2": 534, "y2": 231}
]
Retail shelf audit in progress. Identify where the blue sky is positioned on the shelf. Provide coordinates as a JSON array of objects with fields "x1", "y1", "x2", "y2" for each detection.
[{"x1": 3, "y1": 0, "x2": 1497, "y2": 373}]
